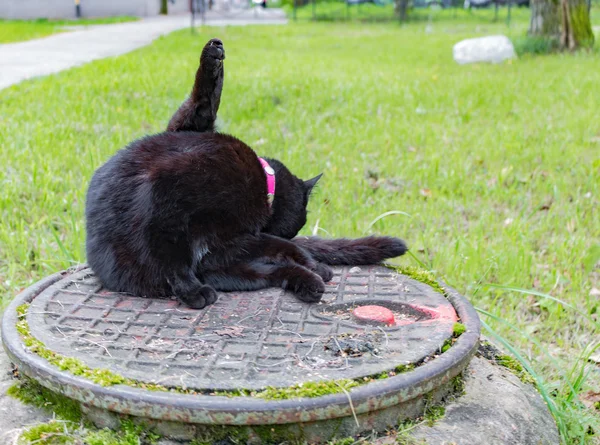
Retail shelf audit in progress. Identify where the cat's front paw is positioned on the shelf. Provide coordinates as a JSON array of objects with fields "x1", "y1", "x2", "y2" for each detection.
[
  {"x1": 178, "y1": 284, "x2": 219, "y2": 309},
  {"x1": 285, "y1": 271, "x2": 324, "y2": 303},
  {"x1": 314, "y1": 262, "x2": 334, "y2": 283}
]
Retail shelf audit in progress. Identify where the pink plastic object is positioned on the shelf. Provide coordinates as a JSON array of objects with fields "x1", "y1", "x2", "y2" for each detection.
[{"x1": 352, "y1": 305, "x2": 396, "y2": 326}]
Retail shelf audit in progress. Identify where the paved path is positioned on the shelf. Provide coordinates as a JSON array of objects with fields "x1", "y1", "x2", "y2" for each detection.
[{"x1": 0, "y1": 8, "x2": 287, "y2": 91}]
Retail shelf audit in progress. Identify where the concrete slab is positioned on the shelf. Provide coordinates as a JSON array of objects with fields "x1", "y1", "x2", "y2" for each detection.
[
  {"x1": 374, "y1": 355, "x2": 560, "y2": 445},
  {"x1": 0, "y1": 340, "x2": 50, "y2": 445}
]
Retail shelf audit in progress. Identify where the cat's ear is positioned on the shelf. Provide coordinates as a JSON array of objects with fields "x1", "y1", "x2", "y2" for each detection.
[{"x1": 304, "y1": 173, "x2": 323, "y2": 196}]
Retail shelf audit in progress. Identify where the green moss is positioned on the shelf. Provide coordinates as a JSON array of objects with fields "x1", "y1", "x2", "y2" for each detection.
[
  {"x1": 18, "y1": 420, "x2": 74, "y2": 445},
  {"x1": 84, "y1": 419, "x2": 160, "y2": 445},
  {"x1": 389, "y1": 265, "x2": 445, "y2": 295},
  {"x1": 211, "y1": 389, "x2": 252, "y2": 398},
  {"x1": 496, "y1": 354, "x2": 536, "y2": 385},
  {"x1": 190, "y1": 425, "x2": 248, "y2": 444},
  {"x1": 395, "y1": 363, "x2": 416, "y2": 373},
  {"x1": 421, "y1": 392, "x2": 446, "y2": 427},
  {"x1": 255, "y1": 379, "x2": 359, "y2": 400},
  {"x1": 251, "y1": 424, "x2": 306, "y2": 444},
  {"x1": 440, "y1": 323, "x2": 467, "y2": 353},
  {"x1": 10, "y1": 376, "x2": 160, "y2": 445},
  {"x1": 453, "y1": 322, "x2": 466, "y2": 336},
  {"x1": 424, "y1": 404, "x2": 445, "y2": 427},
  {"x1": 568, "y1": 1, "x2": 594, "y2": 49},
  {"x1": 441, "y1": 339, "x2": 452, "y2": 353},
  {"x1": 18, "y1": 418, "x2": 160, "y2": 445},
  {"x1": 8, "y1": 377, "x2": 82, "y2": 423},
  {"x1": 451, "y1": 374, "x2": 465, "y2": 396}
]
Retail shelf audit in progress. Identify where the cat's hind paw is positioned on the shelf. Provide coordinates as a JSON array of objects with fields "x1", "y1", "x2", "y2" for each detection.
[
  {"x1": 285, "y1": 271, "x2": 324, "y2": 303},
  {"x1": 201, "y1": 38, "x2": 225, "y2": 66},
  {"x1": 314, "y1": 262, "x2": 334, "y2": 283}
]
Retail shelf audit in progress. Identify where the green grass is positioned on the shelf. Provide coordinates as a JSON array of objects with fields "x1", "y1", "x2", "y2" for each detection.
[
  {"x1": 0, "y1": 17, "x2": 139, "y2": 44},
  {"x1": 1, "y1": 11, "x2": 599, "y2": 444}
]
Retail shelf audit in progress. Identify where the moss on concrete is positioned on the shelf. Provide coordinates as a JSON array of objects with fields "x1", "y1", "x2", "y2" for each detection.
[
  {"x1": 390, "y1": 265, "x2": 445, "y2": 295},
  {"x1": 9, "y1": 381, "x2": 159, "y2": 445},
  {"x1": 453, "y1": 322, "x2": 466, "y2": 336},
  {"x1": 256, "y1": 379, "x2": 359, "y2": 400},
  {"x1": 395, "y1": 363, "x2": 416, "y2": 374},
  {"x1": 8, "y1": 377, "x2": 82, "y2": 423},
  {"x1": 17, "y1": 420, "x2": 72, "y2": 445},
  {"x1": 451, "y1": 373, "x2": 466, "y2": 396},
  {"x1": 441, "y1": 322, "x2": 467, "y2": 353},
  {"x1": 496, "y1": 354, "x2": 536, "y2": 385},
  {"x1": 16, "y1": 304, "x2": 136, "y2": 387},
  {"x1": 477, "y1": 341, "x2": 535, "y2": 385}
]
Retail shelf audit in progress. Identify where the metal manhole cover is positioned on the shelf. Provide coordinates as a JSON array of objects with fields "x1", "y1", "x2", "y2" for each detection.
[
  {"x1": 3, "y1": 263, "x2": 481, "y2": 442},
  {"x1": 25, "y1": 266, "x2": 457, "y2": 391}
]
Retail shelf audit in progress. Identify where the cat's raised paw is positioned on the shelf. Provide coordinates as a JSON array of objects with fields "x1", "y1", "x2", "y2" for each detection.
[{"x1": 202, "y1": 38, "x2": 225, "y2": 62}]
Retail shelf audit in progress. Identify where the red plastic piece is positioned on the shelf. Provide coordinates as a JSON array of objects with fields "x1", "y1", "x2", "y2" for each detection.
[{"x1": 352, "y1": 305, "x2": 396, "y2": 326}]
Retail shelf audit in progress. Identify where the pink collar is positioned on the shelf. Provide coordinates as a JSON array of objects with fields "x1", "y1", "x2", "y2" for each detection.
[{"x1": 258, "y1": 157, "x2": 276, "y2": 206}]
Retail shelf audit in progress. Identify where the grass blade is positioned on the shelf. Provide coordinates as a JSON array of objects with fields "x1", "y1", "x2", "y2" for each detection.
[{"x1": 364, "y1": 210, "x2": 411, "y2": 233}]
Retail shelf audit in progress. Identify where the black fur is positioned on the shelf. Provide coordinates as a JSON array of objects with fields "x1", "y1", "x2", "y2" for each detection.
[
  {"x1": 85, "y1": 38, "x2": 407, "y2": 309},
  {"x1": 292, "y1": 236, "x2": 408, "y2": 265}
]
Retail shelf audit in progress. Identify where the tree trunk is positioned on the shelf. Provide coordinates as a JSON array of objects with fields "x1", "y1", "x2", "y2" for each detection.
[
  {"x1": 394, "y1": 0, "x2": 409, "y2": 21},
  {"x1": 560, "y1": 0, "x2": 594, "y2": 49},
  {"x1": 529, "y1": 0, "x2": 560, "y2": 37},
  {"x1": 529, "y1": 0, "x2": 594, "y2": 50},
  {"x1": 160, "y1": 0, "x2": 169, "y2": 14}
]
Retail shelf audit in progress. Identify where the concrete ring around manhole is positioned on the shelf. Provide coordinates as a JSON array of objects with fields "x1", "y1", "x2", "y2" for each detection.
[{"x1": 2, "y1": 265, "x2": 480, "y2": 443}]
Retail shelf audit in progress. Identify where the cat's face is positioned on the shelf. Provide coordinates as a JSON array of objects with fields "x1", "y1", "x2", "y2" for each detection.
[{"x1": 261, "y1": 158, "x2": 321, "y2": 239}]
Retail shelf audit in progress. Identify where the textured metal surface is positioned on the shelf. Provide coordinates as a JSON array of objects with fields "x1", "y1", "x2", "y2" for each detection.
[
  {"x1": 24, "y1": 266, "x2": 457, "y2": 391},
  {"x1": 2, "y1": 265, "x2": 480, "y2": 431}
]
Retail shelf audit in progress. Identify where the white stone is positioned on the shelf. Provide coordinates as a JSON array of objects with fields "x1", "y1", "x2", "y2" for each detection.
[{"x1": 453, "y1": 35, "x2": 516, "y2": 65}]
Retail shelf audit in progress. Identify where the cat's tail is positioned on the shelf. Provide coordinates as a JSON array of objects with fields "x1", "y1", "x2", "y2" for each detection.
[{"x1": 292, "y1": 236, "x2": 408, "y2": 266}]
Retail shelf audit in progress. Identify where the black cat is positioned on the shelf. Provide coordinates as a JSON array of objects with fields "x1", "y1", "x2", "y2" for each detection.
[{"x1": 85, "y1": 38, "x2": 408, "y2": 309}]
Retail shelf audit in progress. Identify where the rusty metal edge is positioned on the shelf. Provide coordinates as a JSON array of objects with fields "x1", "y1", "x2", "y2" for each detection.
[{"x1": 2, "y1": 268, "x2": 480, "y2": 426}]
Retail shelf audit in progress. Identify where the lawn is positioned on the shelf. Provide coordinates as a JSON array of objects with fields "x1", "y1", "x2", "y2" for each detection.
[
  {"x1": 0, "y1": 17, "x2": 139, "y2": 44},
  {"x1": 0, "y1": 10, "x2": 599, "y2": 443}
]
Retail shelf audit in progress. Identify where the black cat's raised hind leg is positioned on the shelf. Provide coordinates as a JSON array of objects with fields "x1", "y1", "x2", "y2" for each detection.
[{"x1": 167, "y1": 38, "x2": 225, "y2": 133}]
